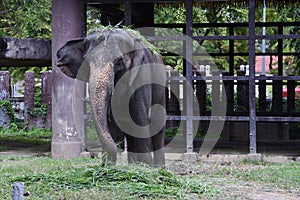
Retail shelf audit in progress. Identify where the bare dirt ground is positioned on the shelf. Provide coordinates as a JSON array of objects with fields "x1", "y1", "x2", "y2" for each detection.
[{"x1": 166, "y1": 159, "x2": 300, "y2": 200}]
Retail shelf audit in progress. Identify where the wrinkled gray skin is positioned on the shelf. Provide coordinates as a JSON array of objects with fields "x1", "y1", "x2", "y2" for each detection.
[{"x1": 56, "y1": 29, "x2": 165, "y2": 167}]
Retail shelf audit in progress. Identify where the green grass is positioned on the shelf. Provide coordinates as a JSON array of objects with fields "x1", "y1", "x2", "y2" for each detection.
[
  {"x1": 0, "y1": 156, "x2": 217, "y2": 200},
  {"x1": 213, "y1": 159, "x2": 300, "y2": 190},
  {"x1": 1, "y1": 156, "x2": 299, "y2": 199},
  {"x1": 232, "y1": 160, "x2": 300, "y2": 190},
  {"x1": 0, "y1": 128, "x2": 51, "y2": 145}
]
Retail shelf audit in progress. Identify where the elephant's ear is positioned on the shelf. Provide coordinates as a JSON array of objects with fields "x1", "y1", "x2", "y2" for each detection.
[
  {"x1": 68, "y1": 38, "x2": 89, "y2": 82},
  {"x1": 128, "y1": 48, "x2": 144, "y2": 87},
  {"x1": 66, "y1": 37, "x2": 84, "y2": 43}
]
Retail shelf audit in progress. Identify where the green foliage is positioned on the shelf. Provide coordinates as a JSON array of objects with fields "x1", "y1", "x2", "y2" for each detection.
[
  {"x1": 0, "y1": 100, "x2": 26, "y2": 130},
  {"x1": 87, "y1": 23, "x2": 161, "y2": 57},
  {"x1": 0, "y1": 80, "x2": 48, "y2": 130},
  {"x1": 0, "y1": 127, "x2": 51, "y2": 145},
  {"x1": 165, "y1": 127, "x2": 183, "y2": 138},
  {"x1": 0, "y1": 0, "x2": 52, "y2": 81},
  {"x1": 154, "y1": 4, "x2": 300, "y2": 74},
  {"x1": 29, "y1": 87, "x2": 48, "y2": 117},
  {"x1": 0, "y1": 100, "x2": 15, "y2": 122},
  {"x1": 0, "y1": 0, "x2": 51, "y2": 39}
]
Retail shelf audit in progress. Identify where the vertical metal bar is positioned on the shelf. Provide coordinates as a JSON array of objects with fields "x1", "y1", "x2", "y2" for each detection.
[
  {"x1": 248, "y1": 0, "x2": 257, "y2": 154},
  {"x1": 229, "y1": 26, "x2": 234, "y2": 75},
  {"x1": 125, "y1": 1, "x2": 132, "y2": 26},
  {"x1": 271, "y1": 25, "x2": 283, "y2": 114},
  {"x1": 185, "y1": 0, "x2": 193, "y2": 153},
  {"x1": 124, "y1": 1, "x2": 132, "y2": 152},
  {"x1": 82, "y1": 2, "x2": 87, "y2": 152},
  {"x1": 287, "y1": 75, "x2": 295, "y2": 112},
  {"x1": 258, "y1": 75, "x2": 267, "y2": 112},
  {"x1": 278, "y1": 25, "x2": 283, "y2": 76},
  {"x1": 261, "y1": 0, "x2": 267, "y2": 75},
  {"x1": 82, "y1": 2, "x2": 87, "y2": 35}
]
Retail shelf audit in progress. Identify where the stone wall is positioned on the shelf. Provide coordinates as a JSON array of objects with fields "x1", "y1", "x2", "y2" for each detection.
[{"x1": 0, "y1": 71, "x2": 52, "y2": 129}]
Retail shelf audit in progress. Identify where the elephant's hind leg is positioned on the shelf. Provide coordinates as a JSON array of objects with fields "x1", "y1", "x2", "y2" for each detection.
[
  {"x1": 152, "y1": 128, "x2": 165, "y2": 167},
  {"x1": 126, "y1": 135, "x2": 153, "y2": 165}
]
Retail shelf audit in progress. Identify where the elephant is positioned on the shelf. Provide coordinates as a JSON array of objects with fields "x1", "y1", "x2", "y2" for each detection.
[{"x1": 56, "y1": 28, "x2": 166, "y2": 167}]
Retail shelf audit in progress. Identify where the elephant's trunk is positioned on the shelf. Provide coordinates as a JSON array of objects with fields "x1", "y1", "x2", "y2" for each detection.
[{"x1": 89, "y1": 62, "x2": 117, "y2": 164}]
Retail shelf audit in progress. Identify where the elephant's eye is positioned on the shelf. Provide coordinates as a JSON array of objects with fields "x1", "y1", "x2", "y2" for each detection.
[
  {"x1": 113, "y1": 58, "x2": 125, "y2": 71},
  {"x1": 114, "y1": 58, "x2": 124, "y2": 66}
]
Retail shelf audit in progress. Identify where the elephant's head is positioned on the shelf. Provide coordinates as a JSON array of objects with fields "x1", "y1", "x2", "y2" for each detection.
[
  {"x1": 56, "y1": 38, "x2": 89, "y2": 81},
  {"x1": 56, "y1": 28, "x2": 163, "y2": 164}
]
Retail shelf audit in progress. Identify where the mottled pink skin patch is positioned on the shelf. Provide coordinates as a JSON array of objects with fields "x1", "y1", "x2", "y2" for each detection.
[
  {"x1": 59, "y1": 66, "x2": 75, "y2": 78},
  {"x1": 89, "y1": 62, "x2": 117, "y2": 162}
]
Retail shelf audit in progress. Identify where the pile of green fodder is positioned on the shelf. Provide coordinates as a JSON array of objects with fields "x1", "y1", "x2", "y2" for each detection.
[{"x1": 12, "y1": 164, "x2": 217, "y2": 199}]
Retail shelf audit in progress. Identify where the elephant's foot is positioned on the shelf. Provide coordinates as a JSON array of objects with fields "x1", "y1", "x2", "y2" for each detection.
[
  {"x1": 102, "y1": 151, "x2": 117, "y2": 166},
  {"x1": 153, "y1": 149, "x2": 165, "y2": 168},
  {"x1": 127, "y1": 152, "x2": 153, "y2": 166}
]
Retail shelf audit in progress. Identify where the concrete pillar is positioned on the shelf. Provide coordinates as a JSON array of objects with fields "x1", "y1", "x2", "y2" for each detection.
[
  {"x1": 0, "y1": 71, "x2": 10, "y2": 127},
  {"x1": 24, "y1": 72, "x2": 35, "y2": 130},
  {"x1": 41, "y1": 71, "x2": 52, "y2": 129},
  {"x1": 51, "y1": 0, "x2": 85, "y2": 159},
  {"x1": 12, "y1": 182, "x2": 24, "y2": 200}
]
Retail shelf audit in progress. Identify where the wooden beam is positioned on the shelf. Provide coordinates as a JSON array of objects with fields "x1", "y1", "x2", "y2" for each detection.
[{"x1": 0, "y1": 37, "x2": 51, "y2": 67}]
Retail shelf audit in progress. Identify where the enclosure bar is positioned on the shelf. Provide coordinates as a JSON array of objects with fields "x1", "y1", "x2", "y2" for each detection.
[
  {"x1": 248, "y1": 0, "x2": 257, "y2": 154},
  {"x1": 155, "y1": 21, "x2": 300, "y2": 28},
  {"x1": 258, "y1": 75, "x2": 267, "y2": 112},
  {"x1": 229, "y1": 26, "x2": 234, "y2": 75},
  {"x1": 166, "y1": 116, "x2": 300, "y2": 122},
  {"x1": 124, "y1": 1, "x2": 132, "y2": 26},
  {"x1": 82, "y1": 3, "x2": 88, "y2": 151},
  {"x1": 167, "y1": 75, "x2": 300, "y2": 81},
  {"x1": 146, "y1": 34, "x2": 300, "y2": 42},
  {"x1": 185, "y1": 0, "x2": 194, "y2": 154},
  {"x1": 287, "y1": 75, "x2": 296, "y2": 112},
  {"x1": 191, "y1": 52, "x2": 300, "y2": 57}
]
